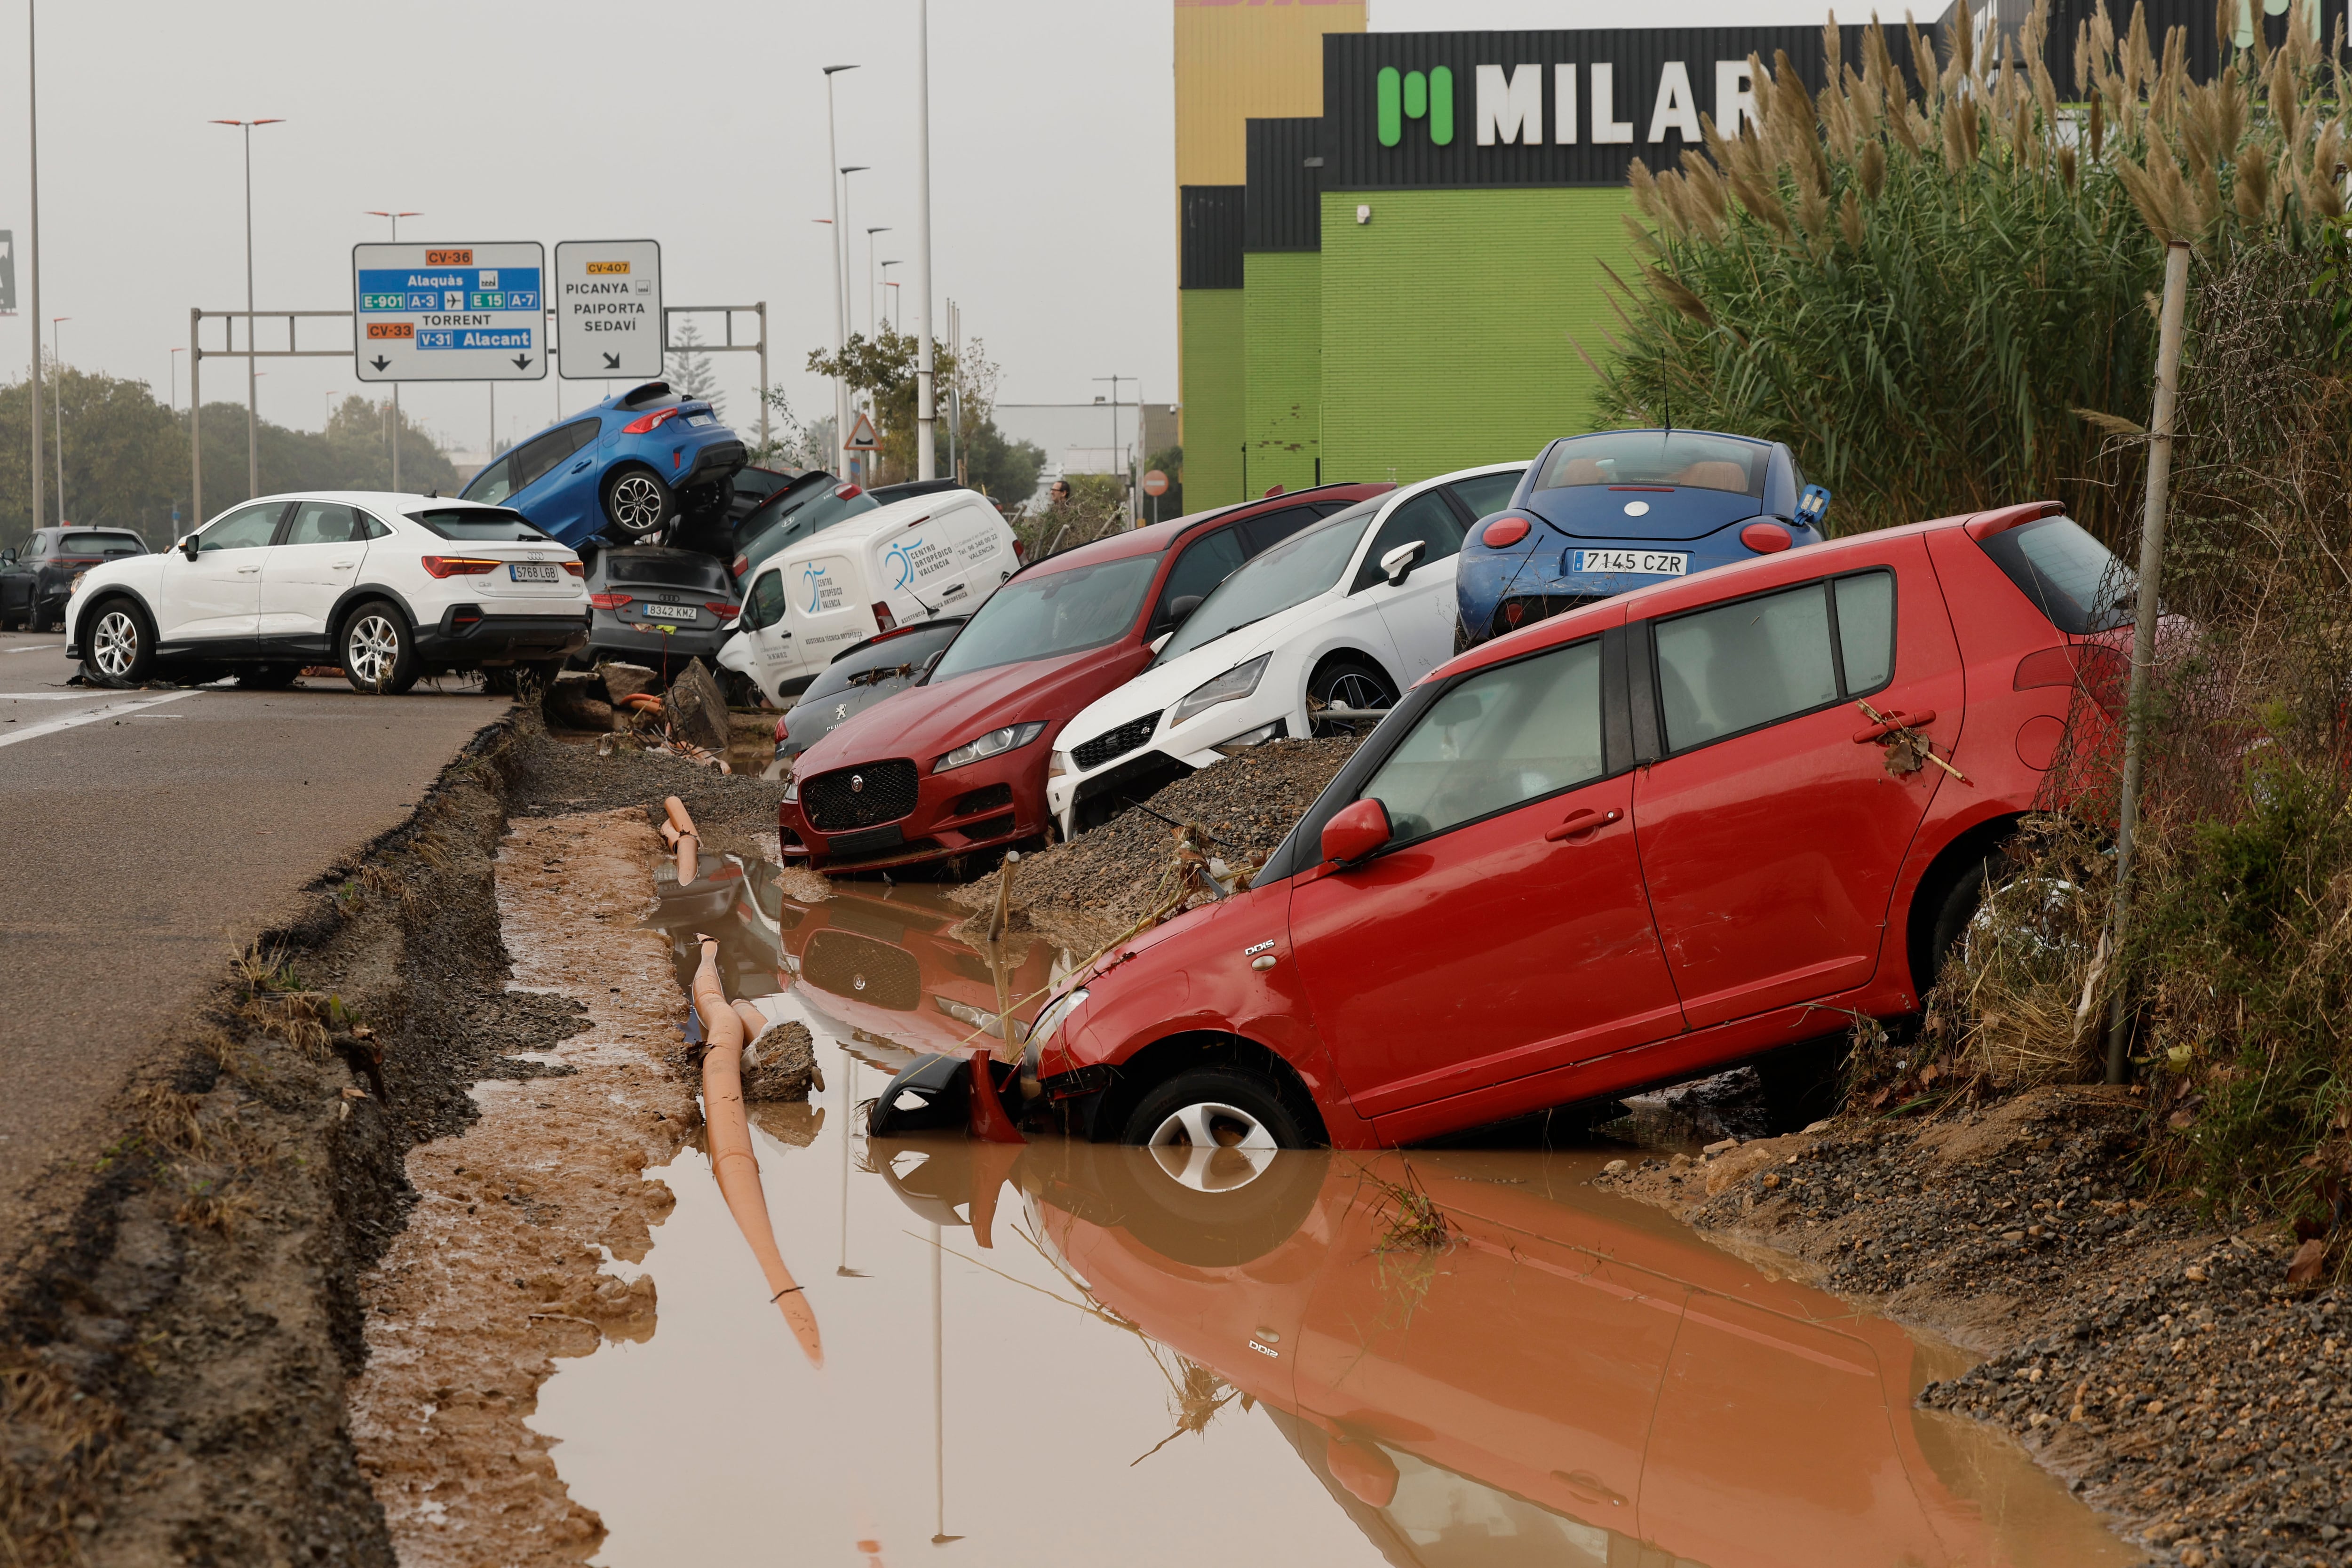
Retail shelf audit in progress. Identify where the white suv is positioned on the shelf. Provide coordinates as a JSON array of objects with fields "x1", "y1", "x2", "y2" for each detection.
[{"x1": 64, "y1": 492, "x2": 589, "y2": 693}]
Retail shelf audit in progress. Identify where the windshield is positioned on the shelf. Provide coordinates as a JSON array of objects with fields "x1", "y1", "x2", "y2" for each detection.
[
  {"x1": 928, "y1": 554, "x2": 1163, "y2": 681},
  {"x1": 407, "y1": 508, "x2": 548, "y2": 542},
  {"x1": 800, "y1": 622, "x2": 966, "y2": 705},
  {"x1": 1534, "y1": 430, "x2": 1767, "y2": 497},
  {"x1": 602, "y1": 550, "x2": 732, "y2": 591},
  {"x1": 739, "y1": 482, "x2": 877, "y2": 562},
  {"x1": 1978, "y1": 516, "x2": 2137, "y2": 635},
  {"x1": 1156, "y1": 506, "x2": 1376, "y2": 663}
]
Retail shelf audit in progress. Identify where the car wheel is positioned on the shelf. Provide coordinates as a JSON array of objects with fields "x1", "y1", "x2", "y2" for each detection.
[
  {"x1": 83, "y1": 600, "x2": 154, "y2": 687},
  {"x1": 237, "y1": 663, "x2": 301, "y2": 690},
  {"x1": 1307, "y1": 658, "x2": 1396, "y2": 739},
  {"x1": 1122, "y1": 1065, "x2": 1312, "y2": 1167},
  {"x1": 1924, "y1": 852, "x2": 2008, "y2": 994},
  {"x1": 341, "y1": 604, "x2": 420, "y2": 695},
  {"x1": 603, "y1": 468, "x2": 675, "y2": 539}
]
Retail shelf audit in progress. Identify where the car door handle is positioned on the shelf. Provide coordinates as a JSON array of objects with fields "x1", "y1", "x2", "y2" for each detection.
[
  {"x1": 1552, "y1": 1470, "x2": 1627, "y2": 1508},
  {"x1": 1544, "y1": 807, "x2": 1621, "y2": 843},
  {"x1": 235, "y1": 565, "x2": 260, "y2": 574},
  {"x1": 570, "y1": 460, "x2": 592, "y2": 473},
  {"x1": 1853, "y1": 708, "x2": 1936, "y2": 743}
]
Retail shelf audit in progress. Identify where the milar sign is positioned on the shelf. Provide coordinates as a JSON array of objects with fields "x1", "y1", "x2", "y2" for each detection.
[{"x1": 1326, "y1": 27, "x2": 1902, "y2": 187}]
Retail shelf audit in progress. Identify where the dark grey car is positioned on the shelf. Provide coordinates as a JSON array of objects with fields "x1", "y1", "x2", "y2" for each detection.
[
  {"x1": 580, "y1": 547, "x2": 740, "y2": 669},
  {"x1": 2, "y1": 528, "x2": 147, "y2": 631},
  {"x1": 775, "y1": 617, "x2": 967, "y2": 763}
]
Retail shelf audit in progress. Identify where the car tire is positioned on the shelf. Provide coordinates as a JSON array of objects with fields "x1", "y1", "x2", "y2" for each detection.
[
  {"x1": 1924, "y1": 852, "x2": 2008, "y2": 995},
  {"x1": 341, "y1": 603, "x2": 420, "y2": 695},
  {"x1": 1307, "y1": 658, "x2": 1396, "y2": 739},
  {"x1": 1108, "y1": 1068, "x2": 1323, "y2": 1265},
  {"x1": 237, "y1": 663, "x2": 302, "y2": 690},
  {"x1": 82, "y1": 599, "x2": 155, "y2": 687},
  {"x1": 603, "y1": 467, "x2": 675, "y2": 539},
  {"x1": 1121, "y1": 1065, "x2": 1312, "y2": 1155}
]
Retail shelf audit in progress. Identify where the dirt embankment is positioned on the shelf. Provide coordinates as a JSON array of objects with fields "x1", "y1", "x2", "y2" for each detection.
[
  {"x1": 952, "y1": 737, "x2": 1359, "y2": 950},
  {"x1": 347, "y1": 809, "x2": 697, "y2": 1566},
  {"x1": 1600, "y1": 1088, "x2": 2348, "y2": 1566},
  {"x1": 0, "y1": 720, "x2": 792, "y2": 1568}
]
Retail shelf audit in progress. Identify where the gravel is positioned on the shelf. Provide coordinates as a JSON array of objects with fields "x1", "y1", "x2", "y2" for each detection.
[
  {"x1": 953, "y1": 737, "x2": 1359, "y2": 946},
  {"x1": 1600, "y1": 1086, "x2": 2352, "y2": 1565}
]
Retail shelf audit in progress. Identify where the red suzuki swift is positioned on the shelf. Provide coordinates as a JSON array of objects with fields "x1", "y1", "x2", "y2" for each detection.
[
  {"x1": 781, "y1": 483, "x2": 1390, "y2": 874},
  {"x1": 984, "y1": 501, "x2": 2131, "y2": 1151}
]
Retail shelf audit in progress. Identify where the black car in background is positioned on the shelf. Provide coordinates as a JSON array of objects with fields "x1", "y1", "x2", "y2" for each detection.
[
  {"x1": 1, "y1": 528, "x2": 148, "y2": 631},
  {"x1": 774, "y1": 616, "x2": 966, "y2": 764},
  {"x1": 580, "y1": 547, "x2": 741, "y2": 672}
]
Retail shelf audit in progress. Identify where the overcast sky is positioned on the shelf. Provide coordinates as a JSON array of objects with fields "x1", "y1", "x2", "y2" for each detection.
[{"x1": 0, "y1": 0, "x2": 1822, "y2": 467}]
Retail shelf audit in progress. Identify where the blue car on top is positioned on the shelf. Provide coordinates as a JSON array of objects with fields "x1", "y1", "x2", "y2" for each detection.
[
  {"x1": 458, "y1": 380, "x2": 746, "y2": 549},
  {"x1": 1454, "y1": 428, "x2": 1829, "y2": 647}
]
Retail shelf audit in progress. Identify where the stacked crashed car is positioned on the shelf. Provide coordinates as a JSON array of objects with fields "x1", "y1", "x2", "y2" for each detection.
[
  {"x1": 1, "y1": 527, "x2": 147, "y2": 632},
  {"x1": 460, "y1": 381, "x2": 745, "y2": 548},
  {"x1": 774, "y1": 618, "x2": 967, "y2": 765},
  {"x1": 580, "y1": 547, "x2": 739, "y2": 669},
  {"x1": 780, "y1": 483, "x2": 1390, "y2": 873},
  {"x1": 1455, "y1": 428, "x2": 1828, "y2": 646},
  {"x1": 1049, "y1": 464, "x2": 1521, "y2": 836},
  {"x1": 65, "y1": 493, "x2": 587, "y2": 693},
  {"x1": 875, "y1": 501, "x2": 2136, "y2": 1151}
]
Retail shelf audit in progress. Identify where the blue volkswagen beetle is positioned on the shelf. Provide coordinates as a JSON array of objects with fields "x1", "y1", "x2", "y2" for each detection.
[
  {"x1": 1455, "y1": 428, "x2": 1829, "y2": 647},
  {"x1": 459, "y1": 381, "x2": 747, "y2": 549}
]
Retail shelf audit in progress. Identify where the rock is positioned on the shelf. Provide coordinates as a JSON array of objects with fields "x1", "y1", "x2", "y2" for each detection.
[
  {"x1": 2286, "y1": 1238, "x2": 2327, "y2": 1284},
  {"x1": 740, "y1": 1020, "x2": 818, "y2": 1101},
  {"x1": 600, "y1": 661, "x2": 661, "y2": 702},
  {"x1": 1602, "y1": 1159, "x2": 1629, "y2": 1176},
  {"x1": 544, "y1": 677, "x2": 613, "y2": 733},
  {"x1": 2185, "y1": 1264, "x2": 2209, "y2": 1282},
  {"x1": 663, "y1": 660, "x2": 730, "y2": 752},
  {"x1": 1702, "y1": 1138, "x2": 1741, "y2": 1157}
]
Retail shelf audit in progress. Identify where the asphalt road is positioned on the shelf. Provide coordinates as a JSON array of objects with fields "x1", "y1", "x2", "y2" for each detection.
[{"x1": 0, "y1": 629, "x2": 509, "y2": 1251}]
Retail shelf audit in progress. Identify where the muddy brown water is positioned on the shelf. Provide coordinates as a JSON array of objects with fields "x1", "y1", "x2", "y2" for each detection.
[{"x1": 522, "y1": 865, "x2": 2145, "y2": 1567}]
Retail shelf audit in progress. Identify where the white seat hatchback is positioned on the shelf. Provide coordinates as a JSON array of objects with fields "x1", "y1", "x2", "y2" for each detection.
[{"x1": 1045, "y1": 462, "x2": 1524, "y2": 837}]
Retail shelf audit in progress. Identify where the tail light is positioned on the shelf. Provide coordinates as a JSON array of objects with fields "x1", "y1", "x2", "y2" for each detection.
[
  {"x1": 731, "y1": 556, "x2": 750, "y2": 578},
  {"x1": 421, "y1": 556, "x2": 500, "y2": 578},
  {"x1": 704, "y1": 601, "x2": 740, "y2": 619},
  {"x1": 1481, "y1": 516, "x2": 1531, "y2": 548},
  {"x1": 1504, "y1": 601, "x2": 1526, "y2": 626},
  {"x1": 621, "y1": 407, "x2": 681, "y2": 435},
  {"x1": 589, "y1": 592, "x2": 634, "y2": 610},
  {"x1": 560, "y1": 559, "x2": 585, "y2": 577},
  {"x1": 1740, "y1": 522, "x2": 1793, "y2": 553},
  {"x1": 774, "y1": 716, "x2": 790, "y2": 743},
  {"x1": 872, "y1": 600, "x2": 897, "y2": 632},
  {"x1": 834, "y1": 482, "x2": 863, "y2": 500},
  {"x1": 1012, "y1": 538, "x2": 1026, "y2": 562}
]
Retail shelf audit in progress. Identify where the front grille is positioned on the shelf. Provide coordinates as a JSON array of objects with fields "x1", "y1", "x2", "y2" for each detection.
[
  {"x1": 801, "y1": 931, "x2": 920, "y2": 1011},
  {"x1": 1073, "y1": 711, "x2": 1160, "y2": 772},
  {"x1": 1492, "y1": 594, "x2": 1605, "y2": 641},
  {"x1": 801, "y1": 758, "x2": 919, "y2": 830},
  {"x1": 952, "y1": 812, "x2": 1016, "y2": 844},
  {"x1": 949, "y1": 783, "x2": 1013, "y2": 819}
]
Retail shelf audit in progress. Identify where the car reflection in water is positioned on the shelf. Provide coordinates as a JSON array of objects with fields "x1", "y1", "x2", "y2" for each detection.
[
  {"x1": 876, "y1": 1137, "x2": 2125, "y2": 1568},
  {"x1": 778, "y1": 883, "x2": 1071, "y2": 1067}
]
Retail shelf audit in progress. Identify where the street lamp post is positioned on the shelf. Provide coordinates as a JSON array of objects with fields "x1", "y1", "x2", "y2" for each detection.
[
  {"x1": 913, "y1": 0, "x2": 938, "y2": 481},
  {"x1": 1094, "y1": 374, "x2": 1134, "y2": 525},
  {"x1": 168, "y1": 346, "x2": 183, "y2": 415},
  {"x1": 865, "y1": 227, "x2": 890, "y2": 338},
  {"x1": 822, "y1": 70, "x2": 859, "y2": 481},
  {"x1": 365, "y1": 211, "x2": 419, "y2": 489},
  {"x1": 25, "y1": 0, "x2": 42, "y2": 536},
  {"x1": 879, "y1": 261, "x2": 900, "y2": 332},
  {"x1": 213, "y1": 117, "x2": 284, "y2": 500},
  {"x1": 49, "y1": 316, "x2": 65, "y2": 521}
]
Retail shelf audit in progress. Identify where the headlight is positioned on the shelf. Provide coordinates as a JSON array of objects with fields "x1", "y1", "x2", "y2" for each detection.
[
  {"x1": 781, "y1": 775, "x2": 800, "y2": 803},
  {"x1": 934, "y1": 995, "x2": 1010, "y2": 1040},
  {"x1": 1171, "y1": 653, "x2": 1270, "y2": 729},
  {"x1": 1212, "y1": 718, "x2": 1285, "y2": 757},
  {"x1": 1024, "y1": 986, "x2": 1089, "y2": 1050},
  {"x1": 1047, "y1": 750, "x2": 1069, "y2": 779},
  {"x1": 70, "y1": 570, "x2": 89, "y2": 596},
  {"x1": 935, "y1": 720, "x2": 1046, "y2": 772}
]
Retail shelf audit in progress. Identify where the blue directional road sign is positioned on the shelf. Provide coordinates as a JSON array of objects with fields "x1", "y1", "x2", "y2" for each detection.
[{"x1": 351, "y1": 241, "x2": 547, "y2": 382}]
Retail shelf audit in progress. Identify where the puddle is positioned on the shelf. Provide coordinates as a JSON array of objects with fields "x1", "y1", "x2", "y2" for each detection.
[{"x1": 523, "y1": 863, "x2": 2143, "y2": 1567}]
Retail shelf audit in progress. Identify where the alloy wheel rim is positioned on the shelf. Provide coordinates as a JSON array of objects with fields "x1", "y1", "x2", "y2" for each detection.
[
  {"x1": 1145, "y1": 1101, "x2": 1279, "y2": 1193},
  {"x1": 611, "y1": 475, "x2": 664, "y2": 534},
  {"x1": 349, "y1": 616, "x2": 398, "y2": 687},
  {"x1": 1314, "y1": 671, "x2": 1390, "y2": 735},
  {"x1": 93, "y1": 612, "x2": 136, "y2": 677}
]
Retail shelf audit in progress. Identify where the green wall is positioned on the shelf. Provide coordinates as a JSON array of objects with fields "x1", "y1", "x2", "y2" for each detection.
[
  {"x1": 1318, "y1": 187, "x2": 1635, "y2": 486},
  {"x1": 1242, "y1": 251, "x2": 1323, "y2": 495},
  {"x1": 1179, "y1": 288, "x2": 1246, "y2": 509}
]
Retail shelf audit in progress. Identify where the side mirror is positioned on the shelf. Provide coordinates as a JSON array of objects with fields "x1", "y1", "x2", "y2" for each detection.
[
  {"x1": 1380, "y1": 540, "x2": 1427, "y2": 587},
  {"x1": 0, "y1": 549, "x2": 15, "y2": 566},
  {"x1": 1166, "y1": 593, "x2": 1203, "y2": 626},
  {"x1": 1320, "y1": 797, "x2": 1392, "y2": 866},
  {"x1": 178, "y1": 535, "x2": 200, "y2": 562}
]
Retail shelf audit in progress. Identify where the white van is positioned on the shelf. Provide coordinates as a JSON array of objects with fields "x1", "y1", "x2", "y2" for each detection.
[{"x1": 718, "y1": 487, "x2": 1019, "y2": 703}]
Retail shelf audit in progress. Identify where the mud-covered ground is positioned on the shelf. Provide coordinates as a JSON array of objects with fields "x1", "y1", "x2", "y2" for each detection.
[{"x1": 1599, "y1": 1089, "x2": 2348, "y2": 1566}]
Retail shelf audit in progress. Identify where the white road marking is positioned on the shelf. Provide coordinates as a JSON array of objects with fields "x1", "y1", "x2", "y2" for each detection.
[
  {"x1": 0, "y1": 692, "x2": 120, "y2": 700},
  {"x1": 0, "y1": 691, "x2": 192, "y2": 748}
]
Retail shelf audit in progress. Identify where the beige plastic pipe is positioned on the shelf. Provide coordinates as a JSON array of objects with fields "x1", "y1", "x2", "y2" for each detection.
[
  {"x1": 692, "y1": 936, "x2": 823, "y2": 1367},
  {"x1": 665, "y1": 796, "x2": 700, "y2": 887}
]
